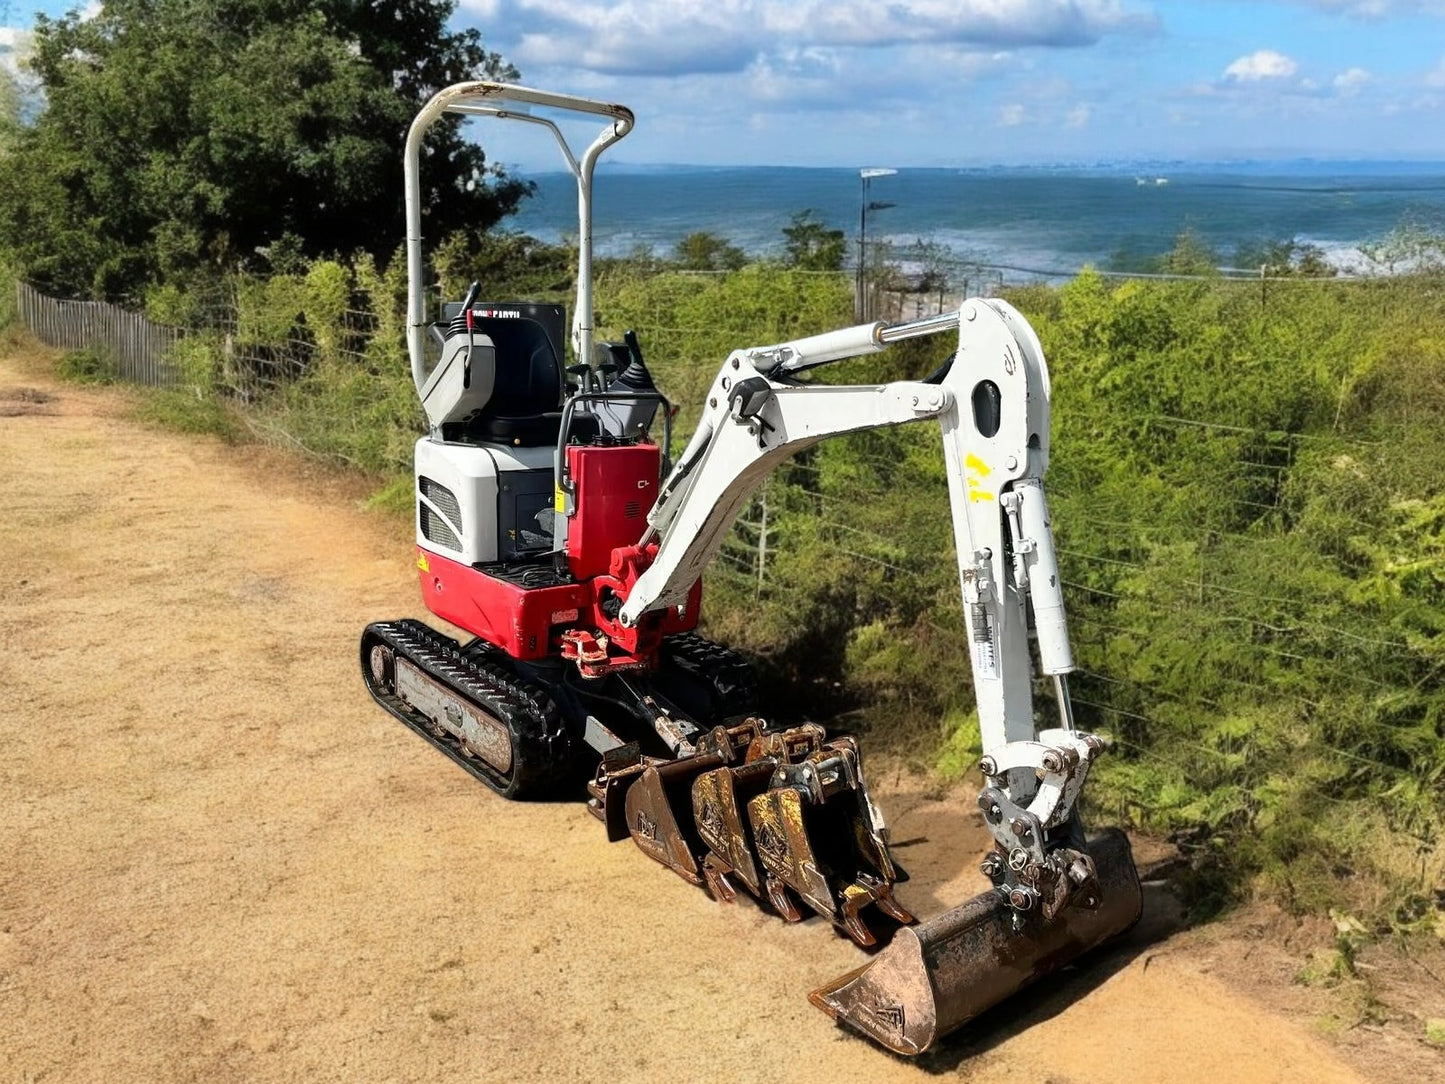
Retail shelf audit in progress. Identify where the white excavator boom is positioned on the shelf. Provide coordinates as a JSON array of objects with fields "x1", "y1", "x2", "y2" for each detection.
[{"x1": 615, "y1": 299, "x2": 1141, "y2": 1053}]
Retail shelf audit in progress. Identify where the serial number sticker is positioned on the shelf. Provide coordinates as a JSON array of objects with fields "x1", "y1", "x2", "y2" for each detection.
[
  {"x1": 551, "y1": 608, "x2": 579, "y2": 624},
  {"x1": 974, "y1": 638, "x2": 1000, "y2": 681}
]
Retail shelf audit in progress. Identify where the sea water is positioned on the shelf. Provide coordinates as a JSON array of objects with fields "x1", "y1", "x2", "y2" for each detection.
[{"x1": 503, "y1": 162, "x2": 1445, "y2": 279}]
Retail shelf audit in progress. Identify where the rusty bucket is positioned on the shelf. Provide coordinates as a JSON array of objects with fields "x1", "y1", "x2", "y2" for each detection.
[{"x1": 809, "y1": 828, "x2": 1141, "y2": 1056}]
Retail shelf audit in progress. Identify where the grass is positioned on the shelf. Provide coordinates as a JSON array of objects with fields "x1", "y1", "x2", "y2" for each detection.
[
  {"x1": 131, "y1": 386, "x2": 246, "y2": 442},
  {"x1": 364, "y1": 473, "x2": 414, "y2": 520}
]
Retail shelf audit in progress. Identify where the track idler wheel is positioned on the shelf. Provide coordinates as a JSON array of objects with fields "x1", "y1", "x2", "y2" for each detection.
[{"x1": 809, "y1": 828, "x2": 1142, "y2": 1056}]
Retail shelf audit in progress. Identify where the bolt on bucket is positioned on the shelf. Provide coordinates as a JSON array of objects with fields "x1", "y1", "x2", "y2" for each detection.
[{"x1": 809, "y1": 828, "x2": 1141, "y2": 1056}]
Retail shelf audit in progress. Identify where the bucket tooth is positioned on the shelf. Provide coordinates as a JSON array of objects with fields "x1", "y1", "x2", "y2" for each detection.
[
  {"x1": 809, "y1": 828, "x2": 1142, "y2": 1056},
  {"x1": 841, "y1": 875, "x2": 915, "y2": 939},
  {"x1": 623, "y1": 754, "x2": 724, "y2": 885},
  {"x1": 700, "y1": 853, "x2": 739, "y2": 903},
  {"x1": 764, "y1": 872, "x2": 805, "y2": 923},
  {"x1": 692, "y1": 759, "x2": 777, "y2": 898}
]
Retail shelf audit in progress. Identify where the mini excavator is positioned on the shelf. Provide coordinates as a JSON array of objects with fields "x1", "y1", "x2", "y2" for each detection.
[{"x1": 361, "y1": 82, "x2": 1141, "y2": 1056}]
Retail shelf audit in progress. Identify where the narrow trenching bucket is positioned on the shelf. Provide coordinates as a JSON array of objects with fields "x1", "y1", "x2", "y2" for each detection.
[{"x1": 809, "y1": 829, "x2": 1142, "y2": 1056}]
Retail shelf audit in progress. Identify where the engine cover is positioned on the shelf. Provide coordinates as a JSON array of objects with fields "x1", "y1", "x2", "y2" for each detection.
[{"x1": 414, "y1": 437, "x2": 555, "y2": 566}]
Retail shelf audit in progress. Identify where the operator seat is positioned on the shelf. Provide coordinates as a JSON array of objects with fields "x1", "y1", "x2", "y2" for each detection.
[{"x1": 443, "y1": 303, "x2": 598, "y2": 448}]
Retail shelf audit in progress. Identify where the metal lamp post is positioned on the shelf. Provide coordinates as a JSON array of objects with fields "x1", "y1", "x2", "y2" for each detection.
[{"x1": 858, "y1": 168, "x2": 897, "y2": 320}]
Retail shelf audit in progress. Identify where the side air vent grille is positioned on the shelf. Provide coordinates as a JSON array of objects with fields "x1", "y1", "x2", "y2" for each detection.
[
  {"x1": 624, "y1": 500, "x2": 643, "y2": 519},
  {"x1": 419, "y1": 476, "x2": 462, "y2": 550}
]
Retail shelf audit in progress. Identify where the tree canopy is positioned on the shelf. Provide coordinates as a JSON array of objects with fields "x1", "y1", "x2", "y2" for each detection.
[
  {"x1": 0, "y1": 0, "x2": 530, "y2": 298},
  {"x1": 673, "y1": 231, "x2": 746, "y2": 272},
  {"x1": 781, "y1": 209, "x2": 845, "y2": 271}
]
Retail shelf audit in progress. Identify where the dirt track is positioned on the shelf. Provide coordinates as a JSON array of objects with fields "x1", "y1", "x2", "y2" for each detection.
[{"x1": 0, "y1": 348, "x2": 1431, "y2": 1082}]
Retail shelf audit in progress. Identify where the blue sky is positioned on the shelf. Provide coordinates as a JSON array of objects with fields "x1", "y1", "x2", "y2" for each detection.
[{"x1": 5, "y1": 1, "x2": 1445, "y2": 168}]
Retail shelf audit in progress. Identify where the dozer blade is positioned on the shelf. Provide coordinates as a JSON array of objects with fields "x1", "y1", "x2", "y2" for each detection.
[{"x1": 809, "y1": 828, "x2": 1141, "y2": 1056}]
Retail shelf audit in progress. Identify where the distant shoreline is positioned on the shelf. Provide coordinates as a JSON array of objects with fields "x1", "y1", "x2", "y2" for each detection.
[
  {"x1": 502, "y1": 163, "x2": 1445, "y2": 280},
  {"x1": 514, "y1": 159, "x2": 1445, "y2": 179}
]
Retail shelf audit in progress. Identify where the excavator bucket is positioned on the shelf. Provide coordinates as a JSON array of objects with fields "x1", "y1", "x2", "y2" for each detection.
[
  {"x1": 748, "y1": 780, "x2": 912, "y2": 946},
  {"x1": 622, "y1": 753, "x2": 726, "y2": 884},
  {"x1": 600, "y1": 722, "x2": 913, "y2": 942},
  {"x1": 693, "y1": 759, "x2": 776, "y2": 902},
  {"x1": 810, "y1": 828, "x2": 1141, "y2": 1056}
]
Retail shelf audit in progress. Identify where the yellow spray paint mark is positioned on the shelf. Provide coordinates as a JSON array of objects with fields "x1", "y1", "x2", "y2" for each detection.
[
  {"x1": 416, "y1": 550, "x2": 430, "y2": 573},
  {"x1": 965, "y1": 453, "x2": 995, "y2": 502}
]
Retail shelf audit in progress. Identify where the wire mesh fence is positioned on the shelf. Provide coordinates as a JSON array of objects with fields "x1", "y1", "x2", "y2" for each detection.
[{"x1": 15, "y1": 268, "x2": 1442, "y2": 894}]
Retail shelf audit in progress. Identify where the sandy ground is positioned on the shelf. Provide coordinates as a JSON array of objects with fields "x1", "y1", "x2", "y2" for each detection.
[{"x1": 1, "y1": 346, "x2": 1439, "y2": 1083}]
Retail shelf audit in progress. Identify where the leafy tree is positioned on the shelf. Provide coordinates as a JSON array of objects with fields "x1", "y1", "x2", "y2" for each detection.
[
  {"x1": 1235, "y1": 238, "x2": 1337, "y2": 278},
  {"x1": 781, "y1": 209, "x2": 845, "y2": 271},
  {"x1": 0, "y1": 0, "x2": 529, "y2": 298},
  {"x1": 433, "y1": 230, "x2": 575, "y2": 305},
  {"x1": 0, "y1": 65, "x2": 20, "y2": 154},
  {"x1": 1156, "y1": 228, "x2": 1219, "y2": 276},
  {"x1": 673, "y1": 231, "x2": 746, "y2": 272}
]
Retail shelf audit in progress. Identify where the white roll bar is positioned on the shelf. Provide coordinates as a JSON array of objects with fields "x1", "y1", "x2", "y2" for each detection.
[{"x1": 403, "y1": 82, "x2": 635, "y2": 395}]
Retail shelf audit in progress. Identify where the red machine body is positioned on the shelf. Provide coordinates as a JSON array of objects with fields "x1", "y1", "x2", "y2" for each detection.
[
  {"x1": 416, "y1": 441, "x2": 699, "y2": 668},
  {"x1": 565, "y1": 443, "x2": 659, "y2": 580},
  {"x1": 417, "y1": 547, "x2": 589, "y2": 660}
]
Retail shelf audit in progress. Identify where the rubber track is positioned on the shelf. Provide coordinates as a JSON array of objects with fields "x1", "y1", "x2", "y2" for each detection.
[
  {"x1": 361, "y1": 619, "x2": 570, "y2": 799},
  {"x1": 659, "y1": 632, "x2": 759, "y2": 719}
]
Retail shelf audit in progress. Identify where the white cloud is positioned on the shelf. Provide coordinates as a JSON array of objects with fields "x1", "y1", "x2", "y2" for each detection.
[
  {"x1": 0, "y1": 27, "x2": 33, "y2": 78},
  {"x1": 1427, "y1": 55, "x2": 1445, "y2": 87},
  {"x1": 464, "y1": 1, "x2": 1157, "y2": 78},
  {"x1": 1288, "y1": 1, "x2": 1445, "y2": 16},
  {"x1": 1332, "y1": 67, "x2": 1372, "y2": 93},
  {"x1": 999, "y1": 103, "x2": 1028, "y2": 126},
  {"x1": 1223, "y1": 50, "x2": 1299, "y2": 81},
  {"x1": 1065, "y1": 103, "x2": 1092, "y2": 126}
]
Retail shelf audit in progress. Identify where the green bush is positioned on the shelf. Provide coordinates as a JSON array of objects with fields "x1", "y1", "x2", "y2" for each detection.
[
  {"x1": 133, "y1": 387, "x2": 245, "y2": 441},
  {"x1": 56, "y1": 347, "x2": 120, "y2": 384},
  {"x1": 0, "y1": 255, "x2": 16, "y2": 330},
  {"x1": 87, "y1": 246, "x2": 1445, "y2": 928}
]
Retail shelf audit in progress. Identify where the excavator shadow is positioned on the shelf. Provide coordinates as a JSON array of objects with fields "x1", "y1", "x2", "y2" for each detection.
[{"x1": 909, "y1": 878, "x2": 1188, "y2": 1072}]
